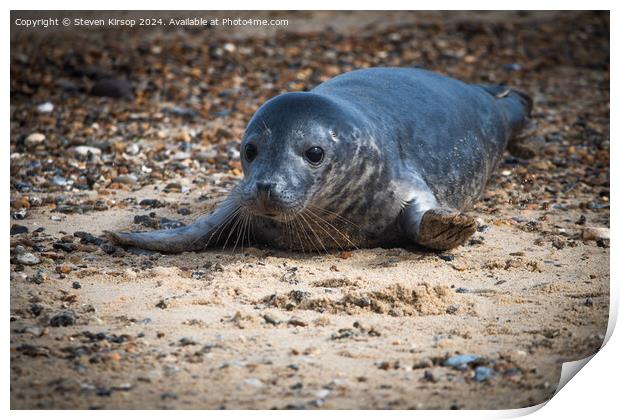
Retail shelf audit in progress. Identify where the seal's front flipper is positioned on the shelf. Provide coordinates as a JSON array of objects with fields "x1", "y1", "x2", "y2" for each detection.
[
  {"x1": 400, "y1": 205, "x2": 477, "y2": 251},
  {"x1": 105, "y1": 198, "x2": 240, "y2": 253},
  {"x1": 105, "y1": 222, "x2": 213, "y2": 253}
]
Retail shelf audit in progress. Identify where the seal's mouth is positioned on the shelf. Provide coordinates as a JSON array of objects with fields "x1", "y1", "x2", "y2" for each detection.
[{"x1": 245, "y1": 199, "x2": 304, "y2": 223}]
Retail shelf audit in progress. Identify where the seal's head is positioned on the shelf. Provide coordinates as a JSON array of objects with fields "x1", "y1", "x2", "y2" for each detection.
[{"x1": 238, "y1": 92, "x2": 363, "y2": 222}]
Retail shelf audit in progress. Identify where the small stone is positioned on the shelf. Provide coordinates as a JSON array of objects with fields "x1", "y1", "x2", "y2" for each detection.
[
  {"x1": 74, "y1": 146, "x2": 102, "y2": 158},
  {"x1": 10, "y1": 224, "x2": 28, "y2": 235},
  {"x1": 49, "y1": 310, "x2": 76, "y2": 327},
  {"x1": 12, "y1": 208, "x2": 27, "y2": 220},
  {"x1": 112, "y1": 383, "x2": 133, "y2": 392},
  {"x1": 25, "y1": 132, "x2": 45, "y2": 147},
  {"x1": 263, "y1": 313, "x2": 281, "y2": 325},
  {"x1": 36, "y1": 102, "x2": 54, "y2": 113},
  {"x1": 178, "y1": 337, "x2": 197, "y2": 346},
  {"x1": 90, "y1": 78, "x2": 133, "y2": 99},
  {"x1": 15, "y1": 252, "x2": 40, "y2": 266},
  {"x1": 177, "y1": 208, "x2": 191, "y2": 215},
  {"x1": 584, "y1": 297, "x2": 594, "y2": 307},
  {"x1": 160, "y1": 217, "x2": 185, "y2": 230},
  {"x1": 72, "y1": 281, "x2": 82, "y2": 289},
  {"x1": 52, "y1": 175, "x2": 69, "y2": 186},
  {"x1": 244, "y1": 378, "x2": 263, "y2": 388},
  {"x1": 163, "y1": 182, "x2": 183, "y2": 193},
  {"x1": 125, "y1": 143, "x2": 140, "y2": 155},
  {"x1": 156, "y1": 299, "x2": 169, "y2": 309},
  {"x1": 53, "y1": 242, "x2": 77, "y2": 253},
  {"x1": 315, "y1": 389, "x2": 331, "y2": 399},
  {"x1": 413, "y1": 358, "x2": 433, "y2": 369},
  {"x1": 134, "y1": 214, "x2": 159, "y2": 229},
  {"x1": 23, "y1": 326, "x2": 45, "y2": 337},
  {"x1": 288, "y1": 317, "x2": 308, "y2": 327},
  {"x1": 29, "y1": 269, "x2": 48, "y2": 284},
  {"x1": 55, "y1": 265, "x2": 72, "y2": 274},
  {"x1": 474, "y1": 366, "x2": 495, "y2": 382},
  {"x1": 443, "y1": 354, "x2": 480, "y2": 369},
  {"x1": 356, "y1": 297, "x2": 371, "y2": 308},
  {"x1": 502, "y1": 63, "x2": 522, "y2": 72},
  {"x1": 446, "y1": 305, "x2": 459, "y2": 314},
  {"x1": 30, "y1": 303, "x2": 43, "y2": 317},
  {"x1": 422, "y1": 370, "x2": 438, "y2": 383},
  {"x1": 112, "y1": 174, "x2": 138, "y2": 184},
  {"x1": 160, "y1": 392, "x2": 178, "y2": 400},
  {"x1": 139, "y1": 199, "x2": 163, "y2": 208},
  {"x1": 582, "y1": 227, "x2": 610, "y2": 242},
  {"x1": 101, "y1": 244, "x2": 118, "y2": 255}
]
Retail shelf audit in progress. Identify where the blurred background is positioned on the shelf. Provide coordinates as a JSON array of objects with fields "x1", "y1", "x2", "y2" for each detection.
[{"x1": 11, "y1": 11, "x2": 609, "y2": 204}]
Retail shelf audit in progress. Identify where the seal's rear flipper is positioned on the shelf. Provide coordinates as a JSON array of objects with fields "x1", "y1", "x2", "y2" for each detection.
[{"x1": 400, "y1": 206, "x2": 477, "y2": 251}]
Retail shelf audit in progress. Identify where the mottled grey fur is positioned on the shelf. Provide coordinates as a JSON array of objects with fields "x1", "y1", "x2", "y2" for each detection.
[{"x1": 107, "y1": 67, "x2": 531, "y2": 253}]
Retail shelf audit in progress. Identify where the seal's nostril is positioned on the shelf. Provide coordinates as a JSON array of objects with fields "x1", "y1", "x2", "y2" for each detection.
[{"x1": 256, "y1": 182, "x2": 274, "y2": 195}]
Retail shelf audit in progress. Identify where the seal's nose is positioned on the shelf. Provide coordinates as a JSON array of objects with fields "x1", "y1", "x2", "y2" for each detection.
[{"x1": 256, "y1": 181, "x2": 274, "y2": 196}]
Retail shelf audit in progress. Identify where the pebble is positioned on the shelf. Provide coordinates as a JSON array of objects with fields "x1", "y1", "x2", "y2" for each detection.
[
  {"x1": 163, "y1": 106, "x2": 196, "y2": 120},
  {"x1": 156, "y1": 299, "x2": 169, "y2": 309},
  {"x1": 474, "y1": 366, "x2": 495, "y2": 382},
  {"x1": 101, "y1": 244, "x2": 118, "y2": 255},
  {"x1": 49, "y1": 310, "x2": 76, "y2": 327},
  {"x1": 413, "y1": 358, "x2": 433, "y2": 369},
  {"x1": 288, "y1": 317, "x2": 308, "y2": 327},
  {"x1": 72, "y1": 281, "x2": 82, "y2": 289},
  {"x1": 30, "y1": 303, "x2": 43, "y2": 317},
  {"x1": 263, "y1": 313, "x2": 281, "y2": 325},
  {"x1": 29, "y1": 269, "x2": 48, "y2": 284},
  {"x1": 25, "y1": 132, "x2": 45, "y2": 147},
  {"x1": 23, "y1": 326, "x2": 45, "y2": 337},
  {"x1": 74, "y1": 146, "x2": 102, "y2": 158},
  {"x1": 112, "y1": 174, "x2": 138, "y2": 184},
  {"x1": 52, "y1": 175, "x2": 70, "y2": 186},
  {"x1": 582, "y1": 227, "x2": 610, "y2": 241},
  {"x1": 160, "y1": 217, "x2": 185, "y2": 230},
  {"x1": 443, "y1": 354, "x2": 480, "y2": 369},
  {"x1": 139, "y1": 199, "x2": 163, "y2": 208},
  {"x1": 125, "y1": 143, "x2": 140, "y2": 155},
  {"x1": 15, "y1": 252, "x2": 41, "y2": 266},
  {"x1": 55, "y1": 265, "x2": 72, "y2": 274},
  {"x1": 12, "y1": 208, "x2": 27, "y2": 220},
  {"x1": 163, "y1": 182, "x2": 183, "y2": 193},
  {"x1": 10, "y1": 224, "x2": 28, "y2": 235},
  {"x1": 36, "y1": 102, "x2": 54, "y2": 113},
  {"x1": 244, "y1": 378, "x2": 263, "y2": 388},
  {"x1": 90, "y1": 78, "x2": 133, "y2": 99},
  {"x1": 423, "y1": 370, "x2": 439, "y2": 383},
  {"x1": 53, "y1": 242, "x2": 77, "y2": 253},
  {"x1": 134, "y1": 214, "x2": 159, "y2": 229}
]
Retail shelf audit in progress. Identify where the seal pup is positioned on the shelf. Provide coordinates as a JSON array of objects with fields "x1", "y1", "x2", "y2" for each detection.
[{"x1": 107, "y1": 67, "x2": 532, "y2": 253}]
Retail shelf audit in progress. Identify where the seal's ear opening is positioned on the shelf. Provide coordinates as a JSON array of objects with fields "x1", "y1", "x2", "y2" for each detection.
[{"x1": 510, "y1": 88, "x2": 533, "y2": 117}]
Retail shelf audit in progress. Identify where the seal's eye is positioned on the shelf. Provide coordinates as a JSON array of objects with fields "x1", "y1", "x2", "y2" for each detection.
[
  {"x1": 305, "y1": 146, "x2": 324, "y2": 165},
  {"x1": 244, "y1": 143, "x2": 257, "y2": 162}
]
